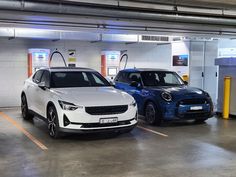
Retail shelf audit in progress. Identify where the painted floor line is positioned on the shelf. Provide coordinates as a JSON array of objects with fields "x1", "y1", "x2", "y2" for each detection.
[
  {"x1": 137, "y1": 125, "x2": 169, "y2": 137},
  {"x1": 0, "y1": 112, "x2": 48, "y2": 151}
]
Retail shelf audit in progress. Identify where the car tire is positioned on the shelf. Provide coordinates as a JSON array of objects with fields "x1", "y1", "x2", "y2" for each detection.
[
  {"x1": 21, "y1": 94, "x2": 34, "y2": 120},
  {"x1": 145, "y1": 102, "x2": 162, "y2": 125},
  {"x1": 47, "y1": 105, "x2": 61, "y2": 139}
]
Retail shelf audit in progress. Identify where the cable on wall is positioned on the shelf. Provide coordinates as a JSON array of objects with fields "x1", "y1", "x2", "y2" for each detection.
[
  {"x1": 49, "y1": 49, "x2": 67, "y2": 67},
  {"x1": 119, "y1": 52, "x2": 128, "y2": 70}
]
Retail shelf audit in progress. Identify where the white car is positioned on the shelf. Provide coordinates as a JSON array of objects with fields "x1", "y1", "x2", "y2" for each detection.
[{"x1": 21, "y1": 67, "x2": 138, "y2": 138}]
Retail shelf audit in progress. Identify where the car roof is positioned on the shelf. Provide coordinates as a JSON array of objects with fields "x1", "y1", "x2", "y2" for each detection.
[
  {"x1": 120, "y1": 68, "x2": 171, "y2": 72},
  {"x1": 38, "y1": 67, "x2": 96, "y2": 72}
]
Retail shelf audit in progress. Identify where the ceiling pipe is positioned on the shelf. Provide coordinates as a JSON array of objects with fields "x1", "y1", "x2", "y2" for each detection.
[
  {"x1": 1, "y1": 0, "x2": 236, "y2": 38},
  {"x1": 1, "y1": 0, "x2": 236, "y2": 28},
  {"x1": 120, "y1": 0, "x2": 236, "y2": 9}
]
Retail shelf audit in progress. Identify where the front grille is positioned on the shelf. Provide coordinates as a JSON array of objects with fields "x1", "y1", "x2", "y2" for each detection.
[
  {"x1": 178, "y1": 98, "x2": 208, "y2": 105},
  {"x1": 85, "y1": 105, "x2": 128, "y2": 115},
  {"x1": 177, "y1": 112, "x2": 211, "y2": 119}
]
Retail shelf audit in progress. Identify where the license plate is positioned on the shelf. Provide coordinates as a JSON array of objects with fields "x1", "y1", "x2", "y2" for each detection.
[
  {"x1": 100, "y1": 118, "x2": 118, "y2": 124},
  {"x1": 190, "y1": 106, "x2": 203, "y2": 111}
]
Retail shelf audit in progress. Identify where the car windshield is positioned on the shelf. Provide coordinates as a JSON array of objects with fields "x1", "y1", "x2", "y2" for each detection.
[
  {"x1": 141, "y1": 71, "x2": 184, "y2": 86},
  {"x1": 51, "y1": 71, "x2": 111, "y2": 88}
]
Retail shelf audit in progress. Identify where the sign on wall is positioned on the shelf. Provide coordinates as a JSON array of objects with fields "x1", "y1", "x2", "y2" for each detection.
[
  {"x1": 171, "y1": 42, "x2": 190, "y2": 79},
  {"x1": 68, "y1": 49, "x2": 76, "y2": 67},
  {"x1": 172, "y1": 55, "x2": 189, "y2": 66}
]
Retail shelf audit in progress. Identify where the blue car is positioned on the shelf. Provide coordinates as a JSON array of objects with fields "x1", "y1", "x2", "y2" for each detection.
[{"x1": 114, "y1": 68, "x2": 214, "y2": 125}]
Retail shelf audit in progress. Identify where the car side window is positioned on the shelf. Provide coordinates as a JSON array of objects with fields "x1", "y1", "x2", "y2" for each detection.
[
  {"x1": 162, "y1": 73, "x2": 180, "y2": 84},
  {"x1": 128, "y1": 73, "x2": 141, "y2": 84},
  {"x1": 115, "y1": 72, "x2": 129, "y2": 83},
  {"x1": 40, "y1": 70, "x2": 50, "y2": 87},
  {"x1": 33, "y1": 70, "x2": 44, "y2": 84}
]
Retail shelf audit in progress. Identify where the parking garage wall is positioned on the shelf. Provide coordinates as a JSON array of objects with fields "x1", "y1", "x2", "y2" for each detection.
[{"x1": 0, "y1": 39, "x2": 172, "y2": 107}]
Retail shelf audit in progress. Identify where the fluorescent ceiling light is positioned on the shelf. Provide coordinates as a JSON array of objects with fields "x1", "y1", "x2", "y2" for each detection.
[
  {"x1": 178, "y1": 6, "x2": 222, "y2": 15},
  {"x1": 119, "y1": 1, "x2": 173, "y2": 11},
  {"x1": 64, "y1": 0, "x2": 117, "y2": 6}
]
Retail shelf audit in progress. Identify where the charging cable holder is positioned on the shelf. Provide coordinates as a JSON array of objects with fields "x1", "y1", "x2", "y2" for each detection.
[{"x1": 49, "y1": 49, "x2": 67, "y2": 67}]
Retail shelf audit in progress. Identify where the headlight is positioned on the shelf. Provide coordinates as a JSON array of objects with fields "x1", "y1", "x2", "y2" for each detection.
[
  {"x1": 58, "y1": 100, "x2": 82, "y2": 111},
  {"x1": 204, "y1": 91, "x2": 210, "y2": 97},
  {"x1": 129, "y1": 100, "x2": 137, "y2": 107},
  {"x1": 161, "y1": 92, "x2": 172, "y2": 102}
]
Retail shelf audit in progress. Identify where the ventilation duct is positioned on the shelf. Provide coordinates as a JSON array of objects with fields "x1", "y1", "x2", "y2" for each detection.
[
  {"x1": 139, "y1": 35, "x2": 170, "y2": 43},
  {"x1": 0, "y1": 0, "x2": 236, "y2": 26},
  {"x1": 102, "y1": 34, "x2": 138, "y2": 42},
  {"x1": 1, "y1": 1, "x2": 236, "y2": 36},
  {"x1": 0, "y1": 28, "x2": 101, "y2": 41}
]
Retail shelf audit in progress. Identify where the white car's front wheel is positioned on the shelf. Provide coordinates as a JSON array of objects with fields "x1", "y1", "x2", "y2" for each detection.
[
  {"x1": 47, "y1": 105, "x2": 61, "y2": 138},
  {"x1": 21, "y1": 94, "x2": 34, "y2": 120}
]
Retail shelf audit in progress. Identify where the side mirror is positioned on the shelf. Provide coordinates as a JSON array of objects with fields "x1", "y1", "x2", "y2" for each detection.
[
  {"x1": 38, "y1": 82, "x2": 46, "y2": 90},
  {"x1": 184, "y1": 81, "x2": 188, "y2": 85},
  {"x1": 130, "y1": 81, "x2": 141, "y2": 88}
]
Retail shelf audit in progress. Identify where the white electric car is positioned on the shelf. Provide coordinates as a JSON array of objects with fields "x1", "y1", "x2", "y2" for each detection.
[{"x1": 21, "y1": 67, "x2": 138, "y2": 138}]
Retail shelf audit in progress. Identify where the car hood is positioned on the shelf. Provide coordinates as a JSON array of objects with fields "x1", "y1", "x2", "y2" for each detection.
[
  {"x1": 50, "y1": 87, "x2": 133, "y2": 106},
  {"x1": 147, "y1": 85, "x2": 205, "y2": 97}
]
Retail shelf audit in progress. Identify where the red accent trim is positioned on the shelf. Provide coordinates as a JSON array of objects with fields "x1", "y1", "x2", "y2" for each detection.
[
  {"x1": 101, "y1": 55, "x2": 106, "y2": 77},
  {"x1": 28, "y1": 54, "x2": 32, "y2": 77}
]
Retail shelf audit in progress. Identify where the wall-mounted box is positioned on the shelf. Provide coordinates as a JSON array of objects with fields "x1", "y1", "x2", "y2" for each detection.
[{"x1": 215, "y1": 58, "x2": 236, "y2": 115}]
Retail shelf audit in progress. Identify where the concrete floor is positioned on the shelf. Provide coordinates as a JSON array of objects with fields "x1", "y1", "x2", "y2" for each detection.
[{"x1": 1, "y1": 108, "x2": 236, "y2": 177}]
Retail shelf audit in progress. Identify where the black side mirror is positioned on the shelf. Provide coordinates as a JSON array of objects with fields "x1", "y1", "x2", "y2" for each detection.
[
  {"x1": 184, "y1": 81, "x2": 188, "y2": 85},
  {"x1": 38, "y1": 82, "x2": 47, "y2": 90}
]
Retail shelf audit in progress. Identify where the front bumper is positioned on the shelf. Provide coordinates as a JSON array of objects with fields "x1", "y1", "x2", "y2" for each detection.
[
  {"x1": 160, "y1": 98, "x2": 214, "y2": 121},
  {"x1": 55, "y1": 103, "x2": 138, "y2": 132},
  {"x1": 59, "y1": 123, "x2": 137, "y2": 134}
]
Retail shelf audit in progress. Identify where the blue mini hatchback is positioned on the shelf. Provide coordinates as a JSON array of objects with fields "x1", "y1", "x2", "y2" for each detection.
[{"x1": 114, "y1": 68, "x2": 214, "y2": 125}]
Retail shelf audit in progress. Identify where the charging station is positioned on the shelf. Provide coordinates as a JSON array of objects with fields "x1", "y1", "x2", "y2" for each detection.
[
  {"x1": 101, "y1": 51, "x2": 120, "y2": 80},
  {"x1": 28, "y1": 48, "x2": 50, "y2": 77}
]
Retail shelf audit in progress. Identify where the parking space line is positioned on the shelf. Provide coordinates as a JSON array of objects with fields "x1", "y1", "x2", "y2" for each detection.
[
  {"x1": 0, "y1": 112, "x2": 48, "y2": 151},
  {"x1": 137, "y1": 125, "x2": 169, "y2": 137}
]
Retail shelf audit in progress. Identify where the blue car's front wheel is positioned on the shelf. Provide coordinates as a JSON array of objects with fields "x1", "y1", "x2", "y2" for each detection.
[{"x1": 145, "y1": 102, "x2": 162, "y2": 125}]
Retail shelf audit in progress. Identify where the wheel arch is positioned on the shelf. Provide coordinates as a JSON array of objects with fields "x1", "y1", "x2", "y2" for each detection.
[
  {"x1": 46, "y1": 101, "x2": 56, "y2": 114},
  {"x1": 21, "y1": 91, "x2": 26, "y2": 98}
]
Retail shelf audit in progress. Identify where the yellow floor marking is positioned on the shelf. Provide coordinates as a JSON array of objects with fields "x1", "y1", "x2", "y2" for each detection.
[
  {"x1": 137, "y1": 125, "x2": 169, "y2": 137},
  {"x1": 0, "y1": 112, "x2": 48, "y2": 150}
]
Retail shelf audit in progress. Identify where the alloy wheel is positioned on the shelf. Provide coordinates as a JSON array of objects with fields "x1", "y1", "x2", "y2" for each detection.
[
  {"x1": 48, "y1": 108, "x2": 57, "y2": 137},
  {"x1": 21, "y1": 96, "x2": 27, "y2": 118}
]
